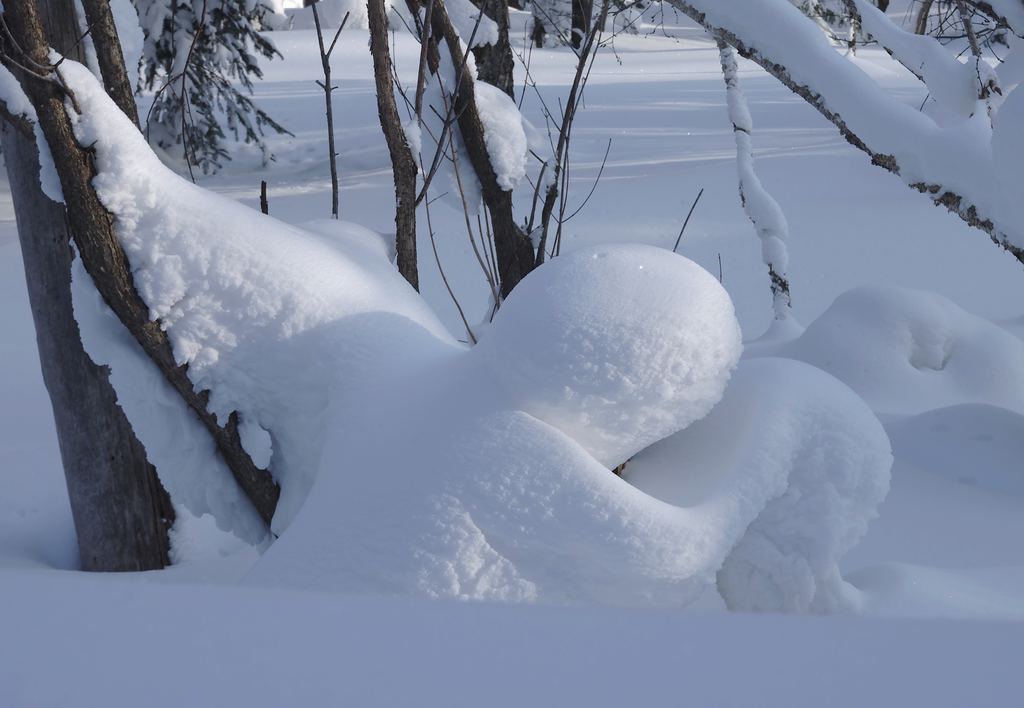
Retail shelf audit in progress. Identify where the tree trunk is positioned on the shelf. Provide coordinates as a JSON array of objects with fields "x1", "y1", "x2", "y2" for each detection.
[
  {"x1": 2, "y1": 0, "x2": 280, "y2": 529},
  {"x1": 367, "y1": 0, "x2": 419, "y2": 290},
  {"x1": 914, "y1": 0, "x2": 934, "y2": 34},
  {"x1": 1, "y1": 0, "x2": 173, "y2": 570},
  {"x1": 429, "y1": 0, "x2": 536, "y2": 296},
  {"x1": 571, "y1": 0, "x2": 593, "y2": 48},
  {"x1": 78, "y1": 0, "x2": 141, "y2": 128},
  {"x1": 471, "y1": 0, "x2": 516, "y2": 97}
]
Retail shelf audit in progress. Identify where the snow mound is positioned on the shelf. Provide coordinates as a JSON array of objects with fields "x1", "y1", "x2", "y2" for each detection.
[
  {"x1": 60, "y1": 62, "x2": 885, "y2": 612},
  {"x1": 627, "y1": 358, "x2": 892, "y2": 613},
  {"x1": 479, "y1": 245, "x2": 742, "y2": 468},
  {"x1": 778, "y1": 287, "x2": 1024, "y2": 416}
]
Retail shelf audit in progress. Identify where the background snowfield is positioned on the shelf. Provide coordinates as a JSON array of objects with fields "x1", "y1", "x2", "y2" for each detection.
[{"x1": 2, "y1": 4, "x2": 1024, "y2": 704}]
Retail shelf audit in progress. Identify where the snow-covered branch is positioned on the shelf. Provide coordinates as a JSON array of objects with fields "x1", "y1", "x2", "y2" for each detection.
[
  {"x1": 666, "y1": 0, "x2": 1024, "y2": 265},
  {"x1": 718, "y1": 42, "x2": 792, "y2": 322}
]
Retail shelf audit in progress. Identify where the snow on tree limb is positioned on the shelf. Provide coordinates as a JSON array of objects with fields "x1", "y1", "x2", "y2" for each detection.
[
  {"x1": 665, "y1": 0, "x2": 1024, "y2": 265},
  {"x1": 718, "y1": 42, "x2": 792, "y2": 321}
]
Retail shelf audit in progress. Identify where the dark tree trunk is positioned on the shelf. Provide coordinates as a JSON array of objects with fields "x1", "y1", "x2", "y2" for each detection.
[
  {"x1": 571, "y1": 0, "x2": 593, "y2": 49},
  {"x1": 367, "y1": 0, "x2": 419, "y2": 290},
  {"x1": 428, "y1": 0, "x2": 536, "y2": 296},
  {"x1": 78, "y1": 0, "x2": 141, "y2": 129},
  {"x1": 2, "y1": 0, "x2": 280, "y2": 529},
  {"x1": 1, "y1": 0, "x2": 173, "y2": 571},
  {"x1": 471, "y1": 0, "x2": 516, "y2": 98}
]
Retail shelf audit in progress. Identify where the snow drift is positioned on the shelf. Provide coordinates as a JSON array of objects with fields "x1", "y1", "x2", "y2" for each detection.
[
  {"x1": 779, "y1": 286, "x2": 1024, "y2": 416},
  {"x1": 56, "y1": 58, "x2": 889, "y2": 611}
]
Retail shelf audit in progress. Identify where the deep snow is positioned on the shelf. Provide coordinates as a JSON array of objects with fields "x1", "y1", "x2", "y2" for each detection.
[{"x1": 2, "y1": 2, "x2": 1023, "y2": 704}]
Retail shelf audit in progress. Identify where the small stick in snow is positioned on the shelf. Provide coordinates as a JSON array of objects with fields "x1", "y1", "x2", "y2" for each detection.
[
  {"x1": 260, "y1": 180, "x2": 269, "y2": 215},
  {"x1": 672, "y1": 187, "x2": 704, "y2": 254}
]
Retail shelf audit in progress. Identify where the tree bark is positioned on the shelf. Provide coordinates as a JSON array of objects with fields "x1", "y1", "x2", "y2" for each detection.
[
  {"x1": 428, "y1": 0, "x2": 536, "y2": 296},
  {"x1": 471, "y1": 0, "x2": 516, "y2": 98},
  {"x1": 1, "y1": 0, "x2": 173, "y2": 570},
  {"x1": 2, "y1": 0, "x2": 280, "y2": 529},
  {"x1": 367, "y1": 0, "x2": 419, "y2": 290},
  {"x1": 78, "y1": 0, "x2": 141, "y2": 128}
]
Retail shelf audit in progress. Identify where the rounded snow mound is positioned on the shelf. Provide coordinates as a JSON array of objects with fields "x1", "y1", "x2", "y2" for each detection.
[
  {"x1": 478, "y1": 245, "x2": 742, "y2": 467},
  {"x1": 627, "y1": 358, "x2": 892, "y2": 613},
  {"x1": 780, "y1": 286, "x2": 1024, "y2": 416}
]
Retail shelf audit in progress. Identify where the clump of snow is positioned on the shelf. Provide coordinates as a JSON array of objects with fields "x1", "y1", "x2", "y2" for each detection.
[
  {"x1": 286, "y1": 0, "x2": 378, "y2": 30},
  {"x1": 478, "y1": 245, "x2": 742, "y2": 468},
  {"x1": 444, "y1": 0, "x2": 499, "y2": 48},
  {"x1": 627, "y1": 357, "x2": 892, "y2": 613},
  {"x1": 474, "y1": 81, "x2": 528, "y2": 191},
  {"x1": 415, "y1": 50, "x2": 484, "y2": 213},
  {"x1": 778, "y1": 286, "x2": 1024, "y2": 416}
]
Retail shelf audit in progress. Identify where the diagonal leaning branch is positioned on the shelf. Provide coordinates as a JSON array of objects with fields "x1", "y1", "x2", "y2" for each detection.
[
  {"x1": 665, "y1": 0, "x2": 1024, "y2": 267},
  {"x1": 2, "y1": 0, "x2": 280, "y2": 528},
  {"x1": 421, "y1": 0, "x2": 537, "y2": 297}
]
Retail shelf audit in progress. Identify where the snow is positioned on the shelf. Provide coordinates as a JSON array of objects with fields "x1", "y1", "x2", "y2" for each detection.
[
  {"x1": 0, "y1": 64, "x2": 63, "y2": 202},
  {"x1": 778, "y1": 286, "x2": 1024, "y2": 416},
  {"x1": 719, "y1": 43, "x2": 791, "y2": 319},
  {"x1": 669, "y1": 0, "x2": 1021, "y2": 249},
  {"x1": 3, "y1": 5, "x2": 1024, "y2": 703},
  {"x1": 445, "y1": 0, "x2": 499, "y2": 48},
  {"x1": 628, "y1": 358, "x2": 891, "y2": 613},
  {"x1": 2, "y1": 570, "x2": 1022, "y2": 708},
  {"x1": 247, "y1": 246, "x2": 747, "y2": 606},
  {"x1": 479, "y1": 244, "x2": 741, "y2": 468},
  {"x1": 853, "y1": 0, "x2": 982, "y2": 121},
  {"x1": 992, "y1": 83, "x2": 1024, "y2": 243},
  {"x1": 62, "y1": 59, "x2": 457, "y2": 539},
  {"x1": 474, "y1": 81, "x2": 529, "y2": 190}
]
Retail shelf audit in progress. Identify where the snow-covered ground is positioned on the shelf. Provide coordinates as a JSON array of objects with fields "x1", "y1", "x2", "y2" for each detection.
[{"x1": 2, "y1": 6, "x2": 1023, "y2": 704}]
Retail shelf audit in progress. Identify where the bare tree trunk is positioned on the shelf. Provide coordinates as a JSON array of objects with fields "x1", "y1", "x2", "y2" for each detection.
[
  {"x1": 78, "y1": 0, "x2": 140, "y2": 129},
  {"x1": 570, "y1": 0, "x2": 593, "y2": 48},
  {"x1": 471, "y1": 0, "x2": 516, "y2": 97},
  {"x1": 914, "y1": 0, "x2": 935, "y2": 34},
  {"x1": 367, "y1": 0, "x2": 419, "y2": 289},
  {"x1": 1, "y1": 0, "x2": 173, "y2": 571},
  {"x1": 2, "y1": 0, "x2": 280, "y2": 529}
]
